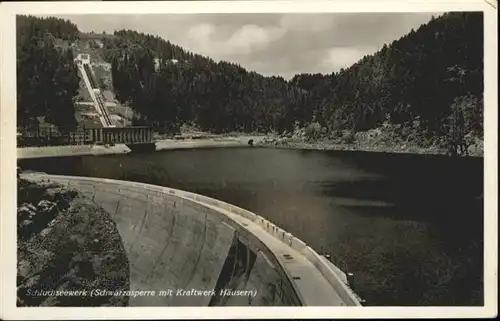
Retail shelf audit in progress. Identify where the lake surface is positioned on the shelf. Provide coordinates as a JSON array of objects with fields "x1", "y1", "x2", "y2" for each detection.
[{"x1": 19, "y1": 147, "x2": 484, "y2": 306}]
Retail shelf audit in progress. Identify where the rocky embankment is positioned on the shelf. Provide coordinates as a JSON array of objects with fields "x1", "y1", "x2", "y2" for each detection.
[
  {"x1": 169, "y1": 124, "x2": 483, "y2": 156},
  {"x1": 17, "y1": 174, "x2": 130, "y2": 306},
  {"x1": 254, "y1": 128, "x2": 484, "y2": 157}
]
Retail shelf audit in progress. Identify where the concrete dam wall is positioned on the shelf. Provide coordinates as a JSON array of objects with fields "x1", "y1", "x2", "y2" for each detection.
[{"x1": 22, "y1": 173, "x2": 362, "y2": 307}]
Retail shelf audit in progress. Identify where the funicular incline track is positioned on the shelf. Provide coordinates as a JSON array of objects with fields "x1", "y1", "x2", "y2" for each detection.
[{"x1": 76, "y1": 54, "x2": 114, "y2": 128}]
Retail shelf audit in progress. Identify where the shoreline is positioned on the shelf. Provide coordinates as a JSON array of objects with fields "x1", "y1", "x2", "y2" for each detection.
[
  {"x1": 256, "y1": 138, "x2": 484, "y2": 157},
  {"x1": 17, "y1": 144, "x2": 131, "y2": 159},
  {"x1": 17, "y1": 135, "x2": 483, "y2": 159}
]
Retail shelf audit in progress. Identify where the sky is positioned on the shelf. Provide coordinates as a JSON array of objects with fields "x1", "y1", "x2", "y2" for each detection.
[{"x1": 55, "y1": 13, "x2": 438, "y2": 79}]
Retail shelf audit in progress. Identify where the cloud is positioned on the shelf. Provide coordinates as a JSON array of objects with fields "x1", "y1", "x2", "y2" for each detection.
[
  {"x1": 187, "y1": 23, "x2": 215, "y2": 41},
  {"x1": 185, "y1": 23, "x2": 217, "y2": 54},
  {"x1": 279, "y1": 14, "x2": 336, "y2": 33},
  {"x1": 226, "y1": 25, "x2": 284, "y2": 55},
  {"x1": 321, "y1": 47, "x2": 376, "y2": 71},
  {"x1": 50, "y1": 13, "x2": 438, "y2": 79}
]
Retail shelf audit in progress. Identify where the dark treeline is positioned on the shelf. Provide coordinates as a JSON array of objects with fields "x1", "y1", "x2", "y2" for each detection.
[
  {"x1": 17, "y1": 15, "x2": 80, "y2": 132},
  {"x1": 17, "y1": 13, "x2": 483, "y2": 155},
  {"x1": 103, "y1": 30, "x2": 310, "y2": 133},
  {"x1": 302, "y1": 12, "x2": 483, "y2": 154},
  {"x1": 16, "y1": 15, "x2": 79, "y2": 42},
  {"x1": 103, "y1": 12, "x2": 483, "y2": 154}
]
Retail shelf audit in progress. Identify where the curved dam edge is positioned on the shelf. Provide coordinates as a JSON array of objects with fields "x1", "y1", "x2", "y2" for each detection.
[{"x1": 21, "y1": 173, "x2": 362, "y2": 307}]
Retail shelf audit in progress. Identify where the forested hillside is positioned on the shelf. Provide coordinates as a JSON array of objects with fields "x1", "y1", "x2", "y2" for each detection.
[
  {"x1": 17, "y1": 15, "x2": 80, "y2": 132},
  {"x1": 17, "y1": 13, "x2": 484, "y2": 155},
  {"x1": 301, "y1": 12, "x2": 483, "y2": 155},
  {"x1": 103, "y1": 30, "x2": 311, "y2": 134},
  {"x1": 102, "y1": 12, "x2": 483, "y2": 155}
]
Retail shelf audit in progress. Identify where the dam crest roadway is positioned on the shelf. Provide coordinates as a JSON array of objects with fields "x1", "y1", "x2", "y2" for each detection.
[{"x1": 22, "y1": 172, "x2": 363, "y2": 307}]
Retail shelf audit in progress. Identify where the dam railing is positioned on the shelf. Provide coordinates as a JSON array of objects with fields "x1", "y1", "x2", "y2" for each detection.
[{"x1": 22, "y1": 173, "x2": 363, "y2": 306}]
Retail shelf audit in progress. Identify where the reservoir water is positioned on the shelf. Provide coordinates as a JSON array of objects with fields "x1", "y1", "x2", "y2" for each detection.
[{"x1": 18, "y1": 147, "x2": 484, "y2": 306}]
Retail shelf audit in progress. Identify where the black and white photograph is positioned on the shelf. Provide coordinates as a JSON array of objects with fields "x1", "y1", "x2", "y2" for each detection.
[{"x1": 1, "y1": 0, "x2": 497, "y2": 319}]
